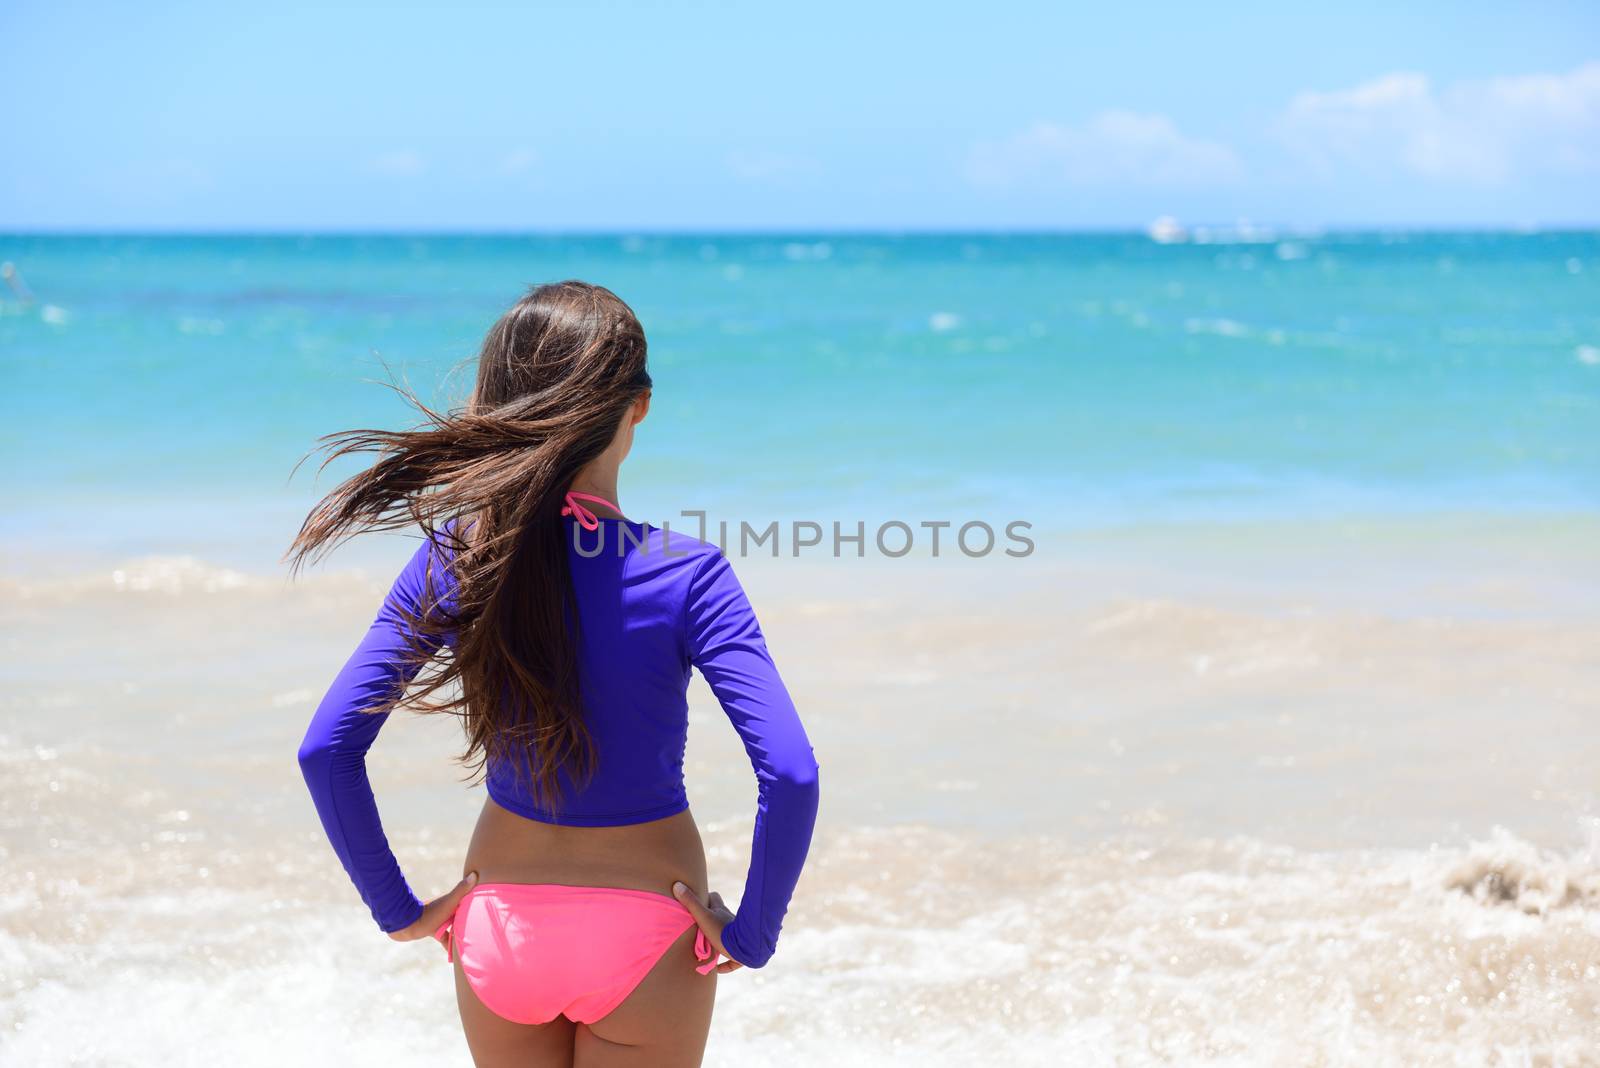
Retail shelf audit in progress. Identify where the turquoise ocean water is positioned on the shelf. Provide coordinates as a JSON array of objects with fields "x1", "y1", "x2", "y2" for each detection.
[{"x1": 2, "y1": 231, "x2": 1597, "y2": 570}]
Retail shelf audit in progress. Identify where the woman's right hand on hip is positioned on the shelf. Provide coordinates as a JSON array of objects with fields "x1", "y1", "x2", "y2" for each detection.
[
  {"x1": 672, "y1": 880, "x2": 745, "y2": 973},
  {"x1": 388, "y1": 870, "x2": 479, "y2": 942}
]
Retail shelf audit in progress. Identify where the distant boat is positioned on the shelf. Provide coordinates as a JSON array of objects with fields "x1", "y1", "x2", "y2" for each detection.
[{"x1": 1146, "y1": 216, "x2": 1188, "y2": 244}]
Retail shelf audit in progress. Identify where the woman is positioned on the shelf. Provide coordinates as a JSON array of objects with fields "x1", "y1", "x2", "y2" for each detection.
[{"x1": 288, "y1": 280, "x2": 822, "y2": 1067}]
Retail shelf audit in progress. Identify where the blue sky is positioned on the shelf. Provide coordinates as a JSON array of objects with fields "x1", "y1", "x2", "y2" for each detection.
[{"x1": 3, "y1": 1, "x2": 1598, "y2": 230}]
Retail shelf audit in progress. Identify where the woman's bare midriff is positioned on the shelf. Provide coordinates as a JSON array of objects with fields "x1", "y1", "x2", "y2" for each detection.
[{"x1": 462, "y1": 796, "x2": 710, "y2": 899}]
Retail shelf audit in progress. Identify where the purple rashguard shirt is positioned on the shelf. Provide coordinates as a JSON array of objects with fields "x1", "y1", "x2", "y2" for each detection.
[{"x1": 296, "y1": 517, "x2": 821, "y2": 969}]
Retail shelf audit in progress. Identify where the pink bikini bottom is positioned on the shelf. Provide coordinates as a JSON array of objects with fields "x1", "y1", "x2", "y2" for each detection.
[{"x1": 433, "y1": 882, "x2": 719, "y2": 1025}]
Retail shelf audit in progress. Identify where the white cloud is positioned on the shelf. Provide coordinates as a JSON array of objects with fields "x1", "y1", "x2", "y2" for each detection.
[
  {"x1": 370, "y1": 150, "x2": 426, "y2": 177},
  {"x1": 966, "y1": 111, "x2": 1243, "y2": 188},
  {"x1": 1277, "y1": 62, "x2": 1600, "y2": 182}
]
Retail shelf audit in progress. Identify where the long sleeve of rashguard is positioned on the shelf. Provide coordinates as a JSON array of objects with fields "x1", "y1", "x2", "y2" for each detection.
[
  {"x1": 296, "y1": 533, "x2": 456, "y2": 933},
  {"x1": 685, "y1": 548, "x2": 821, "y2": 969}
]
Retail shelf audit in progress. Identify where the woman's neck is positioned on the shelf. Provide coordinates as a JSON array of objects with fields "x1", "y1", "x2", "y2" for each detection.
[{"x1": 567, "y1": 470, "x2": 623, "y2": 519}]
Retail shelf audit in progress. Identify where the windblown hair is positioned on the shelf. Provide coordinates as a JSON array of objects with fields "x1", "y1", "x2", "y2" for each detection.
[{"x1": 285, "y1": 280, "x2": 653, "y2": 814}]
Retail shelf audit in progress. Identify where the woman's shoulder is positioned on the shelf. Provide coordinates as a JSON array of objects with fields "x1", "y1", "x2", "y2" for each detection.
[
  {"x1": 587, "y1": 521, "x2": 736, "y2": 599},
  {"x1": 623, "y1": 522, "x2": 728, "y2": 577}
]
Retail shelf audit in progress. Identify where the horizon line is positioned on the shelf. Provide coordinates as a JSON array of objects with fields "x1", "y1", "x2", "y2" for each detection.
[{"x1": 4, "y1": 222, "x2": 1600, "y2": 239}]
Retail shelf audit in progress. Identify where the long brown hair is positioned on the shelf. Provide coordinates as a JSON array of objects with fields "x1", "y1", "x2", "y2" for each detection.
[{"x1": 285, "y1": 280, "x2": 653, "y2": 814}]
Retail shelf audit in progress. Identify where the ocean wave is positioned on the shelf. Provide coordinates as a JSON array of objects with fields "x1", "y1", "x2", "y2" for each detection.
[
  {"x1": 1442, "y1": 826, "x2": 1600, "y2": 915},
  {"x1": 2, "y1": 555, "x2": 379, "y2": 602},
  {"x1": 3, "y1": 817, "x2": 1598, "y2": 1066}
]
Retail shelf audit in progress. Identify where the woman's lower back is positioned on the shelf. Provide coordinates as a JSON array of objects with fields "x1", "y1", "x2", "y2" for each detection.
[{"x1": 462, "y1": 797, "x2": 711, "y2": 892}]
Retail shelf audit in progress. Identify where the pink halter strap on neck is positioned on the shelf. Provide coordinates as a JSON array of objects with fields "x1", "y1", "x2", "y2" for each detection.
[{"x1": 561, "y1": 491, "x2": 621, "y2": 532}]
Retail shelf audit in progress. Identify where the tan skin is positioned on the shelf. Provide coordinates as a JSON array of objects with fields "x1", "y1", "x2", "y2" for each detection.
[{"x1": 384, "y1": 393, "x2": 744, "y2": 1067}]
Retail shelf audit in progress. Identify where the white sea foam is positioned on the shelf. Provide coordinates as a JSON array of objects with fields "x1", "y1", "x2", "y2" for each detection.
[
  {"x1": 1441, "y1": 826, "x2": 1600, "y2": 915},
  {"x1": 1184, "y1": 316, "x2": 1250, "y2": 338},
  {"x1": 2, "y1": 554, "x2": 381, "y2": 603},
  {"x1": 4, "y1": 817, "x2": 1598, "y2": 1066}
]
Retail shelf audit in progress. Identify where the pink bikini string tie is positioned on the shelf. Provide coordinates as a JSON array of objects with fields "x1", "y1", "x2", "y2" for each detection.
[
  {"x1": 692, "y1": 928, "x2": 720, "y2": 975},
  {"x1": 561, "y1": 491, "x2": 619, "y2": 532}
]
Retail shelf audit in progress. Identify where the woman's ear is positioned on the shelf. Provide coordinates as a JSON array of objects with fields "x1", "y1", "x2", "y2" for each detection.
[{"x1": 632, "y1": 391, "x2": 651, "y2": 426}]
